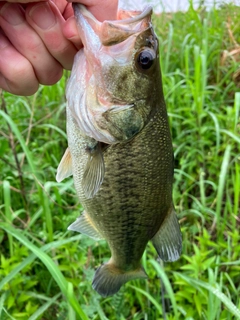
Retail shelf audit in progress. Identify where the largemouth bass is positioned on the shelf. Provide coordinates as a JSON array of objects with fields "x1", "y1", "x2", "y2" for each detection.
[{"x1": 56, "y1": 3, "x2": 182, "y2": 297}]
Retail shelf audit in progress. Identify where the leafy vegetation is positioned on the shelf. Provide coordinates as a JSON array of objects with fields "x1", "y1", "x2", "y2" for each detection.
[{"x1": 0, "y1": 2, "x2": 239, "y2": 319}]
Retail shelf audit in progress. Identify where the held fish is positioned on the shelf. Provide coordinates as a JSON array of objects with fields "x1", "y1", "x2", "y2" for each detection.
[{"x1": 56, "y1": 4, "x2": 182, "y2": 297}]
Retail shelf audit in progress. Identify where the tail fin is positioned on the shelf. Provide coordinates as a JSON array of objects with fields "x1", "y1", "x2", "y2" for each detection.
[{"x1": 92, "y1": 262, "x2": 147, "y2": 297}]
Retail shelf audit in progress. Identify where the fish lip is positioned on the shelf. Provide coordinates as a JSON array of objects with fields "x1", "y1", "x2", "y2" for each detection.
[
  {"x1": 112, "y1": 6, "x2": 152, "y2": 25},
  {"x1": 72, "y1": 3, "x2": 100, "y2": 26},
  {"x1": 72, "y1": 3, "x2": 152, "y2": 24}
]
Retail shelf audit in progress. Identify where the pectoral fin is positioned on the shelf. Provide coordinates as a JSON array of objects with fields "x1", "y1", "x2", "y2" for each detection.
[
  {"x1": 82, "y1": 142, "x2": 105, "y2": 199},
  {"x1": 68, "y1": 211, "x2": 103, "y2": 240},
  {"x1": 56, "y1": 148, "x2": 73, "y2": 182},
  {"x1": 152, "y1": 206, "x2": 182, "y2": 262}
]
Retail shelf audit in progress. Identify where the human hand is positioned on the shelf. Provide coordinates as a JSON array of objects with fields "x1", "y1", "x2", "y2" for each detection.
[
  {"x1": 0, "y1": 0, "x2": 118, "y2": 96},
  {"x1": 0, "y1": 0, "x2": 76, "y2": 95}
]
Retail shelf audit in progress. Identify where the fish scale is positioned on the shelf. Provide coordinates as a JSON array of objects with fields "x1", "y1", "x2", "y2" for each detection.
[{"x1": 57, "y1": 4, "x2": 182, "y2": 297}]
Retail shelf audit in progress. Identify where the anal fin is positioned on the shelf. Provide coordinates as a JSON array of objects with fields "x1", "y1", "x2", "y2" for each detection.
[
  {"x1": 82, "y1": 142, "x2": 105, "y2": 199},
  {"x1": 152, "y1": 206, "x2": 182, "y2": 262},
  {"x1": 68, "y1": 211, "x2": 103, "y2": 240},
  {"x1": 56, "y1": 148, "x2": 73, "y2": 182}
]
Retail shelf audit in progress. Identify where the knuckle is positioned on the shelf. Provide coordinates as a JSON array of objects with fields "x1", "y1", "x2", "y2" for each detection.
[
  {"x1": 11, "y1": 83, "x2": 39, "y2": 96},
  {"x1": 6, "y1": 60, "x2": 39, "y2": 95},
  {"x1": 39, "y1": 66, "x2": 63, "y2": 85}
]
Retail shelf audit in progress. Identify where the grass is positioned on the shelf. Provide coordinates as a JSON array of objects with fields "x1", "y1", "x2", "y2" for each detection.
[{"x1": 0, "y1": 1, "x2": 240, "y2": 319}]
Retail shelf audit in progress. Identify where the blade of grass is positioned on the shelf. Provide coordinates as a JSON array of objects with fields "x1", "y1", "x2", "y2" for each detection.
[
  {"x1": 216, "y1": 145, "x2": 231, "y2": 231},
  {"x1": 3, "y1": 180, "x2": 13, "y2": 257},
  {"x1": 220, "y1": 130, "x2": 240, "y2": 144},
  {"x1": 234, "y1": 162, "x2": 239, "y2": 218},
  {"x1": 0, "y1": 224, "x2": 88, "y2": 320},
  {"x1": 163, "y1": 23, "x2": 173, "y2": 74},
  {"x1": 128, "y1": 284, "x2": 162, "y2": 315},
  {"x1": 149, "y1": 259, "x2": 179, "y2": 319},
  {"x1": 233, "y1": 92, "x2": 240, "y2": 132},
  {"x1": 199, "y1": 168, "x2": 206, "y2": 208},
  {"x1": 38, "y1": 124, "x2": 67, "y2": 139},
  {"x1": 0, "y1": 234, "x2": 82, "y2": 291},
  {"x1": 28, "y1": 293, "x2": 61, "y2": 320},
  {"x1": 0, "y1": 110, "x2": 52, "y2": 240},
  {"x1": 207, "y1": 111, "x2": 220, "y2": 154},
  {"x1": 0, "y1": 111, "x2": 37, "y2": 176},
  {"x1": 175, "y1": 273, "x2": 240, "y2": 319},
  {"x1": 2, "y1": 307, "x2": 16, "y2": 320},
  {"x1": 0, "y1": 293, "x2": 6, "y2": 320}
]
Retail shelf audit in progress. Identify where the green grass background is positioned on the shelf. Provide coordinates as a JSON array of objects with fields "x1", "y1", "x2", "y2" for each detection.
[{"x1": 0, "y1": 2, "x2": 239, "y2": 319}]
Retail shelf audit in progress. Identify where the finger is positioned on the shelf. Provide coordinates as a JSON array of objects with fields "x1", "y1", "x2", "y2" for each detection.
[
  {"x1": 51, "y1": 0, "x2": 74, "y2": 15},
  {"x1": 0, "y1": 30, "x2": 39, "y2": 95},
  {"x1": 26, "y1": 1, "x2": 77, "y2": 70},
  {"x1": 62, "y1": 2, "x2": 73, "y2": 20},
  {"x1": 0, "y1": 2, "x2": 62, "y2": 85},
  {"x1": 63, "y1": 16, "x2": 82, "y2": 49},
  {"x1": 49, "y1": 0, "x2": 66, "y2": 14},
  {"x1": 63, "y1": 0, "x2": 118, "y2": 47},
  {"x1": 66, "y1": 0, "x2": 118, "y2": 21}
]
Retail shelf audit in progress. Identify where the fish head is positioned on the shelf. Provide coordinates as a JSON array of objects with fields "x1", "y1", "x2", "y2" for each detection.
[{"x1": 67, "y1": 4, "x2": 162, "y2": 143}]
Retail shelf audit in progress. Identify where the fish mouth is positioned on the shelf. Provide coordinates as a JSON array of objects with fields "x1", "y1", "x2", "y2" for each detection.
[
  {"x1": 72, "y1": 3, "x2": 152, "y2": 47},
  {"x1": 72, "y1": 4, "x2": 152, "y2": 25}
]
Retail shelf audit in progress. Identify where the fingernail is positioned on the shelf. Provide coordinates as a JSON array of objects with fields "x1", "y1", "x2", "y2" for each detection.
[
  {"x1": 0, "y1": 3, "x2": 24, "y2": 25},
  {"x1": 29, "y1": 3, "x2": 56, "y2": 30}
]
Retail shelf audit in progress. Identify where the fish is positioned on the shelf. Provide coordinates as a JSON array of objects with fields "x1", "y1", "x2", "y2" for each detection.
[{"x1": 56, "y1": 3, "x2": 182, "y2": 297}]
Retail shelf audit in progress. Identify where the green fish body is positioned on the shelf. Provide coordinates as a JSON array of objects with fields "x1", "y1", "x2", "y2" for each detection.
[{"x1": 57, "y1": 4, "x2": 182, "y2": 297}]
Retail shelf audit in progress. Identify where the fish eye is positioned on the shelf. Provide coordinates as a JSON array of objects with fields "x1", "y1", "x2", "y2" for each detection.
[{"x1": 136, "y1": 48, "x2": 155, "y2": 70}]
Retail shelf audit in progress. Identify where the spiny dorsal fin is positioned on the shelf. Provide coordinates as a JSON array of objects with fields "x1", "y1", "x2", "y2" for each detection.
[
  {"x1": 56, "y1": 148, "x2": 73, "y2": 182},
  {"x1": 82, "y1": 143, "x2": 105, "y2": 199},
  {"x1": 151, "y1": 206, "x2": 182, "y2": 262},
  {"x1": 68, "y1": 211, "x2": 103, "y2": 240}
]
